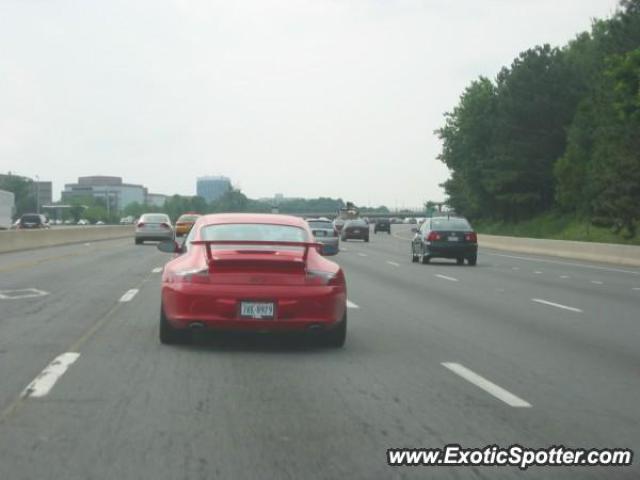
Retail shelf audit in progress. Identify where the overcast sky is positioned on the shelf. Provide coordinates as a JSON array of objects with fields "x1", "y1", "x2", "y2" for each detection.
[{"x1": 1, "y1": 0, "x2": 619, "y2": 208}]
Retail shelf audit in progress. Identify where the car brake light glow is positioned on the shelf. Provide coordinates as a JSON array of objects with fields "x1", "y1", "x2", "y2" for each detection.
[
  {"x1": 161, "y1": 223, "x2": 171, "y2": 229},
  {"x1": 427, "y1": 232, "x2": 441, "y2": 241},
  {"x1": 137, "y1": 222, "x2": 145, "y2": 228},
  {"x1": 465, "y1": 232, "x2": 478, "y2": 242}
]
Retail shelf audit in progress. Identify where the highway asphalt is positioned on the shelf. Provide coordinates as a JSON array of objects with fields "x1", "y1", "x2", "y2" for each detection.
[{"x1": 0, "y1": 227, "x2": 638, "y2": 479}]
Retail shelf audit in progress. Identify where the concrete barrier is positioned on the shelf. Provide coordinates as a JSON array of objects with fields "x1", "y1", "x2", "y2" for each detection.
[
  {"x1": 479, "y1": 234, "x2": 640, "y2": 267},
  {"x1": 0, "y1": 226, "x2": 134, "y2": 254}
]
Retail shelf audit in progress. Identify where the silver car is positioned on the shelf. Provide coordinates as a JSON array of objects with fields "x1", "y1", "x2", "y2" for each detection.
[
  {"x1": 135, "y1": 213, "x2": 174, "y2": 244},
  {"x1": 307, "y1": 218, "x2": 339, "y2": 255}
]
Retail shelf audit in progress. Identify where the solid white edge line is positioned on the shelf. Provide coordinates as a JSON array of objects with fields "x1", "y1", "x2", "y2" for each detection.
[
  {"x1": 435, "y1": 274, "x2": 458, "y2": 282},
  {"x1": 119, "y1": 289, "x2": 139, "y2": 302},
  {"x1": 346, "y1": 300, "x2": 359, "y2": 309},
  {"x1": 531, "y1": 298, "x2": 582, "y2": 313},
  {"x1": 22, "y1": 353, "x2": 81, "y2": 398},
  {"x1": 442, "y1": 362, "x2": 532, "y2": 408},
  {"x1": 386, "y1": 261, "x2": 400, "y2": 267},
  {"x1": 486, "y1": 252, "x2": 640, "y2": 276}
]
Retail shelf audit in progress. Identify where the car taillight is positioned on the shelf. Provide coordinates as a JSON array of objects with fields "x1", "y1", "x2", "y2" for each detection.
[
  {"x1": 167, "y1": 268, "x2": 209, "y2": 284},
  {"x1": 307, "y1": 269, "x2": 345, "y2": 286},
  {"x1": 427, "y1": 231, "x2": 441, "y2": 241},
  {"x1": 161, "y1": 223, "x2": 171, "y2": 229},
  {"x1": 465, "y1": 232, "x2": 477, "y2": 243},
  {"x1": 137, "y1": 222, "x2": 145, "y2": 228}
]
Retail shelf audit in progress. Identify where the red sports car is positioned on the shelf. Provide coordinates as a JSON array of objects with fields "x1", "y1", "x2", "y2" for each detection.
[{"x1": 157, "y1": 213, "x2": 347, "y2": 347}]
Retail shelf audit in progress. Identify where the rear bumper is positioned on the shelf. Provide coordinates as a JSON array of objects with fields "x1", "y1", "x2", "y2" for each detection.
[
  {"x1": 425, "y1": 242, "x2": 477, "y2": 258},
  {"x1": 135, "y1": 231, "x2": 174, "y2": 241},
  {"x1": 342, "y1": 231, "x2": 368, "y2": 239},
  {"x1": 162, "y1": 283, "x2": 347, "y2": 331},
  {"x1": 374, "y1": 226, "x2": 390, "y2": 232}
]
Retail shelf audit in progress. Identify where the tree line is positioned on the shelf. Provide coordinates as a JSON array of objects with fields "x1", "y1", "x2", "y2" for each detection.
[{"x1": 437, "y1": 0, "x2": 640, "y2": 237}]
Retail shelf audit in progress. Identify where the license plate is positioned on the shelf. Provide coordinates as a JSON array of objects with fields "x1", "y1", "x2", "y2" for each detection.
[
  {"x1": 353, "y1": 229, "x2": 360, "y2": 233},
  {"x1": 240, "y1": 302, "x2": 275, "y2": 319},
  {"x1": 448, "y1": 236, "x2": 459, "y2": 241}
]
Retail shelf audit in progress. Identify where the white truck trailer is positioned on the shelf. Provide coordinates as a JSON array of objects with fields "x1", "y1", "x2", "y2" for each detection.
[{"x1": 0, "y1": 189, "x2": 15, "y2": 229}]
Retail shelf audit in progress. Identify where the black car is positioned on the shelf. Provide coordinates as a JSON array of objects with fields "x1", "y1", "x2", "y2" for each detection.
[
  {"x1": 17, "y1": 213, "x2": 49, "y2": 229},
  {"x1": 374, "y1": 218, "x2": 391, "y2": 233},
  {"x1": 341, "y1": 219, "x2": 369, "y2": 242},
  {"x1": 411, "y1": 216, "x2": 477, "y2": 265}
]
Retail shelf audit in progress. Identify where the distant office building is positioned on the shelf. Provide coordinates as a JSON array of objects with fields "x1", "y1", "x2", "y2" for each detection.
[
  {"x1": 196, "y1": 176, "x2": 231, "y2": 203},
  {"x1": 146, "y1": 193, "x2": 168, "y2": 207},
  {"x1": 33, "y1": 181, "x2": 52, "y2": 210},
  {"x1": 62, "y1": 176, "x2": 147, "y2": 212}
]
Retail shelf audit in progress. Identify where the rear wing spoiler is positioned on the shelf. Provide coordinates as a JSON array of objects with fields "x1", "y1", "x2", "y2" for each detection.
[{"x1": 189, "y1": 240, "x2": 322, "y2": 264}]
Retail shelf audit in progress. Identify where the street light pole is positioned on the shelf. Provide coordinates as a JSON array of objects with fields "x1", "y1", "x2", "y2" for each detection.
[{"x1": 35, "y1": 175, "x2": 40, "y2": 214}]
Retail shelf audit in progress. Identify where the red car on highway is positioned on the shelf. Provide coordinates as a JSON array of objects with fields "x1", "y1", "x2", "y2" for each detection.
[{"x1": 157, "y1": 213, "x2": 347, "y2": 347}]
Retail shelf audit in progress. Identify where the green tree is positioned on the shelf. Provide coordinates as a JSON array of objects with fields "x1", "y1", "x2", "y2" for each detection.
[{"x1": 0, "y1": 175, "x2": 36, "y2": 217}]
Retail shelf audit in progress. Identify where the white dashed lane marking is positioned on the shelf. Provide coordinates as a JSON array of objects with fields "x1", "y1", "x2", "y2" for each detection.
[
  {"x1": 442, "y1": 362, "x2": 532, "y2": 408},
  {"x1": 0, "y1": 288, "x2": 49, "y2": 300},
  {"x1": 531, "y1": 298, "x2": 582, "y2": 313},
  {"x1": 357, "y1": 253, "x2": 368, "y2": 257},
  {"x1": 386, "y1": 261, "x2": 400, "y2": 267},
  {"x1": 346, "y1": 300, "x2": 360, "y2": 309},
  {"x1": 22, "y1": 353, "x2": 81, "y2": 398},
  {"x1": 152, "y1": 267, "x2": 163, "y2": 273},
  {"x1": 119, "y1": 289, "x2": 139, "y2": 302},
  {"x1": 590, "y1": 280, "x2": 603, "y2": 285},
  {"x1": 435, "y1": 274, "x2": 458, "y2": 282}
]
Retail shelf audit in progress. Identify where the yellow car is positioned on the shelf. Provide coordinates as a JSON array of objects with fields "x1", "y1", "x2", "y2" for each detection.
[{"x1": 175, "y1": 213, "x2": 201, "y2": 236}]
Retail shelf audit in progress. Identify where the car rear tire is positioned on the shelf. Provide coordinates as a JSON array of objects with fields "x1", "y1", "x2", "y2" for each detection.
[
  {"x1": 135, "y1": 239, "x2": 142, "y2": 245},
  {"x1": 456, "y1": 257, "x2": 464, "y2": 265},
  {"x1": 467, "y1": 254, "x2": 477, "y2": 266},
  {"x1": 365, "y1": 237, "x2": 369, "y2": 243},
  {"x1": 420, "y1": 249, "x2": 430, "y2": 264},
  {"x1": 159, "y1": 307, "x2": 191, "y2": 345},
  {"x1": 323, "y1": 313, "x2": 347, "y2": 348}
]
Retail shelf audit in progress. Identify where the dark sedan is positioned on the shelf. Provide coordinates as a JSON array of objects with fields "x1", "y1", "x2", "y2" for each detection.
[
  {"x1": 411, "y1": 216, "x2": 477, "y2": 265},
  {"x1": 17, "y1": 213, "x2": 50, "y2": 229},
  {"x1": 374, "y1": 218, "x2": 391, "y2": 233},
  {"x1": 341, "y1": 219, "x2": 369, "y2": 242}
]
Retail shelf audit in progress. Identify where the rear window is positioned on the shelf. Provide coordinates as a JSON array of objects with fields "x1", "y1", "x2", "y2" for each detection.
[
  {"x1": 178, "y1": 215, "x2": 199, "y2": 222},
  {"x1": 430, "y1": 218, "x2": 472, "y2": 231},
  {"x1": 200, "y1": 223, "x2": 308, "y2": 243},
  {"x1": 20, "y1": 214, "x2": 42, "y2": 223},
  {"x1": 308, "y1": 221, "x2": 333, "y2": 229},
  {"x1": 141, "y1": 214, "x2": 169, "y2": 223},
  {"x1": 345, "y1": 220, "x2": 366, "y2": 227}
]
